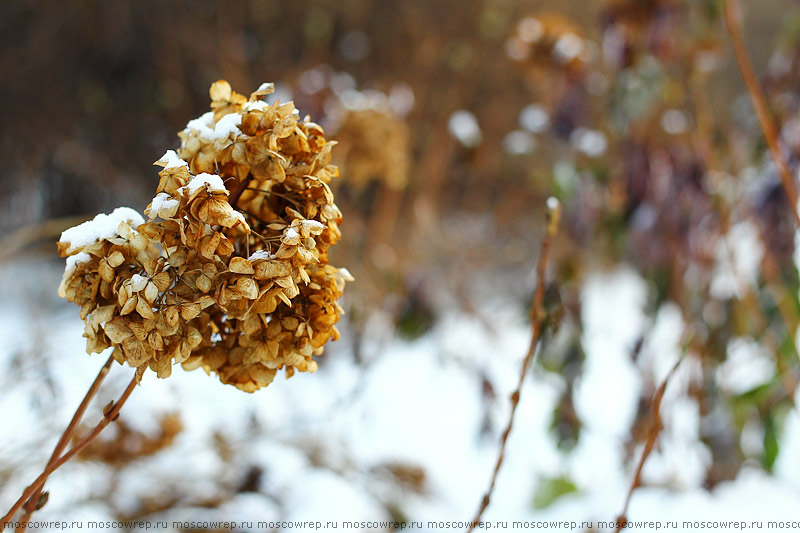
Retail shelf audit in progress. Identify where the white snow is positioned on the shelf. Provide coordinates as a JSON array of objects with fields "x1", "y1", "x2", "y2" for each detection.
[
  {"x1": 183, "y1": 111, "x2": 215, "y2": 139},
  {"x1": 775, "y1": 386, "x2": 800, "y2": 490},
  {"x1": 157, "y1": 150, "x2": 188, "y2": 169},
  {"x1": 257, "y1": 82, "x2": 274, "y2": 93},
  {"x1": 284, "y1": 227, "x2": 300, "y2": 242},
  {"x1": 183, "y1": 173, "x2": 227, "y2": 195},
  {"x1": 63, "y1": 252, "x2": 91, "y2": 278},
  {"x1": 183, "y1": 111, "x2": 242, "y2": 142},
  {"x1": 448, "y1": 110, "x2": 482, "y2": 148},
  {"x1": 553, "y1": 33, "x2": 584, "y2": 63},
  {"x1": 576, "y1": 267, "x2": 646, "y2": 436},
  {"x1": 662, "y1": 109, "x2": 691, "y2": 135},
  {"x1": 248, "y1": 250, "x2": 274, "y2": 261},
  {"x1": 503, "y1": 130, "x2": 536, "y2": 155},
  {"x1": 388, "y1": 84, "x2": 415, "y2": 117},
  {"x1": 59, "y1": 207, "x2": 144, "y2": 253},
  {"x1": 519, "y1": 104, "x2": 550, "y2": 133},
  {"x1": 129, "y1": 274, "x2": 148, "y2": 292},
  {"x1": 149, "y1": 192, "x2": 179, "y2": 214},
  {"x1": 300, "y1": 219, "x2": 326, "y2": 234},
  {"x1": 213, "y1": 112, "x2": 242, "y2": 140},
  {"x1": 570, "y1": 127, "x2": 608, "y2": 157},
  {"x1": 711, "y1": 220, "x2": 764, "y2": 299},
  {"x1": 717, "y1": 338, "x2": 775, "y2": 395},
  {"x1": 4, "y1": 260, "x2": 800, "y2": 530},
  {"x1": 242, "y1": 100, "x2": 269, "y2": 112}
]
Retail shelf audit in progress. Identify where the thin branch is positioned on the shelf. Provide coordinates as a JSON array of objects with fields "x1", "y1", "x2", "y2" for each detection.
[
  {"x1": 244, "y1": 187, "x2": 301, "y2": 208},
  {"x1": 15, "y1": 356, "x2": 116, "y2": 531},
  {"x1": 723, "y1": 0, "x2": 800, "y2": 228},
  {"x1": 466, "y1": 198, "x2": 561, "y2": 533},
  {"x1": 690, "y1": 72, "x2": 800, "y2": 405},
  {"x1": 1, "y1": 373, "x2": 138, "y2": 531},
  {"x1": 615, "y1": 351, "x2": 686, "y2": 532},
  {"x1": 228, "y1": 175, "x2": 254, "y2": 209}
]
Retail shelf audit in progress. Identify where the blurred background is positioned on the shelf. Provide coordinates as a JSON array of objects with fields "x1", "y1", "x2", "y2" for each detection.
[{"x1": 3, "y1": 0, "x2": 800, "y2": 531}]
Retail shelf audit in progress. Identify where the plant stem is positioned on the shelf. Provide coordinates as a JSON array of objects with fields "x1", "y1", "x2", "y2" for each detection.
[
  {"x1": 228, "y1": 175, "x2": 254, "y2": 209},
  {"x1": 466, "y1": 198, "x2": 560, "y2": 533},
  {"x1": 15, "y1": 356, "x2": 115, "y2": 532},
  {"x1": 723, "y1": 0, "x2": 800, "y2": 228},
  {"x1": 1, "y1": 372, "x2": 138, "y2": 531},
  {"x1": 615, "y1": 353, "x2": 685, "y2": 532}
]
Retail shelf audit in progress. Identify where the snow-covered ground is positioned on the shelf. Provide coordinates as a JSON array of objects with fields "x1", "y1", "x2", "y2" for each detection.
[{"x1": 1, "y1": 258, "x2": 800, "y2": 532}]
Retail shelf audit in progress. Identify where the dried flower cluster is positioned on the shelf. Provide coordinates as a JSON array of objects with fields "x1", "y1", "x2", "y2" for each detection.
[
  {"x1": 58, "y1": 81, "x2": 352, "y2": 392},
  {"x1": 334, "y1": 107, "x2": 410, "y2": 191},
  {"x1": 80, "y1": 412, "x2": 183, "y2": 466}
]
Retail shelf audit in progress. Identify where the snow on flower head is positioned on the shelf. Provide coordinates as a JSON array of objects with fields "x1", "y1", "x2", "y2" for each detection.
[
  {"x1": 57, "y1": 80, "x2": 352, "y2": 392},
  {"x1": 157, "y1": 150, "x2": 189, "y2": 169},
  {"x1": 183, "y1": 173, "x2": 228, "y2": 196},
  {"x1": 58, "y1": 207, "x2": 145, "y2": 256}
]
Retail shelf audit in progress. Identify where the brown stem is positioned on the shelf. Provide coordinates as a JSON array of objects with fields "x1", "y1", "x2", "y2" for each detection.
[
  {"x1": 15, "y1": 356, "x2": 115, "y2": 531},
  {"x1": 244, "y1": 187, "x2": 301, "y2": 208},
  {"x1": 228, "y1": 175, "x2": 254, "y2": 209},
  {"x1": 1, "y1": 373, "x2": 138, "y2": 531},
  {"x1": 466, "y1": 198, "x2": 560, "y2": 533},
  {"x1": 690, "y1": 72, "x2": 800, "y2": 404},
  {"x1": 615, "y1": 355, "x2": 684, "y2": 532},
  {"x1": 367, "y1": 185, "x2": 402, "y2": 252},
  {"x1": 723, "y1": 0, "x2": 800, "y2": 228}
]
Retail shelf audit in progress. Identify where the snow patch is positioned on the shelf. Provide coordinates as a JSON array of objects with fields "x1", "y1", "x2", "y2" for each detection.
[
  {"x1": 448, "y1": 110, "x2": 482, "y2": 148},
  {"x1": 249, "y1": 250, "x2": 274, "y2": 261},
  {"x1": 149, "y1": 192, "x2": 179, "y2": 214},
  {"x1": 183, "y1": 173, "x2": 227, "y2": 195},
  {"x1": 717, "y1": 338, "x2": 774, "y2": 395},
  {"x1": 711, "y1": 220, "x2": 764, "y2": 299},
  {"x1": 63, "y1": 252, "x2": 91, "y2": 278},
  {"x1": 243, "y1": 100, "x2": 269, "y2": 112},
  {"x1": 157, "y1": 149, "x2": 188, "y2": 169},
  {"x1": 213, "y1": 113, "x2": 242, "y2": 140},
  {"x1": 60, "y1": 207, "x2": 144, "y2": 252},
  {"x1": 183, "y1": 111, "x2": 242, "y2": 142}
]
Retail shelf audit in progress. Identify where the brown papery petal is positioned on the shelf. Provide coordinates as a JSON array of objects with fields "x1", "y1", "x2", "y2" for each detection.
[{"x1": 229, "y1": 257, "x2": 255, "y2": 274}]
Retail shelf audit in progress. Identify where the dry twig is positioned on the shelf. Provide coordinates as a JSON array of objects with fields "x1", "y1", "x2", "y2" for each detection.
[
  {"x1": 723, "y1": 0, "x2": 800, "y2": 228},
  {"x1": 15, "y1": 356, "x2": 115, "y2": 532},
  {"x1": 1, "y1": 370, "x2": 138, "y2": 531},
  {"x1": 466, "y1": 198, "x2": 560, "y2": 533},
  {"x1": 614, "y1": 350, "x2": 686, "y2": 532}
]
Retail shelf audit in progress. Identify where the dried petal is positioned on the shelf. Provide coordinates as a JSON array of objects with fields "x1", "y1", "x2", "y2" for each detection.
[{"x1": 229, "y1": 257, "x2": 255, "y2": 274}]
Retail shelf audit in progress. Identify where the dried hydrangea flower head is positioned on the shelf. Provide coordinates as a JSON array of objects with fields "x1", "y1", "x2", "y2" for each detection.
[
  {"x1": 334, "y1": 107, "x2": 410, "y2": 191},
  {"x1": 58, "y1": 80, "x2": 352, "y2": 392},
  {"x1": 327, "y1": 90, "x2": 410, "y2": 192}
]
